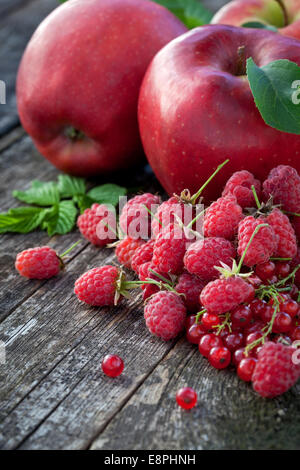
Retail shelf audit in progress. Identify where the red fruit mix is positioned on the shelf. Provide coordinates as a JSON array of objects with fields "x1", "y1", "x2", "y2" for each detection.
[{"x1": 17, "y1": 164, "x2": 300, "y2": 400}]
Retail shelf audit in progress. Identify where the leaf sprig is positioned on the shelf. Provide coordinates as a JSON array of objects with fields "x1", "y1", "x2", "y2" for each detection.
[{"x1": 0, "y1": 175, "x2": 127, "y2": 236}]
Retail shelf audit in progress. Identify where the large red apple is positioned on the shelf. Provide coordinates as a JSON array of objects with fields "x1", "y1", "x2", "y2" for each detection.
[
  {"x1": 138, "y1": 25, "x2": 300, "y2": 201},
  {"x1": 212, "y1": 0, "x2": 300, "y2": 41},
  {"x1": 17, "y1": 0, "x2": 186, "y2": 176}
]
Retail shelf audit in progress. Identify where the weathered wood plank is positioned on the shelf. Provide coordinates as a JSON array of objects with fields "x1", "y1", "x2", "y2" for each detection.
[
  {"x1": 90, "y1": 339, "x2": 300, "y2": 450},
  {"x1": 0, "y1": 0, "x2": 58, "y2": 135}
]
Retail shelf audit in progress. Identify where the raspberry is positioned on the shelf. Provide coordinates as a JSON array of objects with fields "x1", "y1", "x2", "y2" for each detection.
[
  {"x1": 131, "y1": 239, "x2": 154, "y2": 273},
  {"x1": 152, "y1": 223, "x2": 190, "y2": 274},
  {"x1": 252, "y1": 342, "x2": 300, "y2": 398},
  {"x1": 263, "y1": 165, "x2": 300, "y2": 213},
  {"x1": 222, "y1": 170, "x2": 261, "y2": 209},
  {"x1": 144, "y1": 291, "x2": 186, "y2": 341},
  {"x1": 203, "y1": 195, "x2": 243, "y2": 240},
  {"x1": 237, "y1": 216, "x2": 277, "y2": 266},
  {"x1": 200, "y1": 276, "x2": 255, "y2": 315},
  {"x1": 151, "y1": 197, "x2": 188, "y2": 238},
  {"x1": 74, "y1": 265, "x2": 121, "y2": 306},
  {"x1": 15, "y1": 246, "x2": 61, "y2": 279},
  {"x1": 119, "y1": 193, "x2": 160, "y2": 239},
  {"x1": 175, "y1": 273, "x2": 205, "y2": 312},
  {"x1": 77, "y1": 203, "x2": 116, "y2": 246},
  {"x1": 266, "y1": 209, "x2": 297, "y2": 259},
  {"x1": 184, "y1": 237, "x2": 236, "y2": 281},
  {"x1": 115, "y1": 237, "x2": 144, "y2": 269}
]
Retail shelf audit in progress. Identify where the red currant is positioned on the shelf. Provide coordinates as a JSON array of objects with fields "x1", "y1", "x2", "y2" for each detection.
[
  {"x1": 290, "y1": 325, "x2": 300, "y2": 341},
  {"x1": 249, "y1": 299, "x2": 267, "y2": 319},
  {"x1": 224, "y1": 332, "x2": 244, "y2": 352},
  {"x1": 272, "y1": 312, "x2": 292, "y2": 334},
  {"x1": 185, "y1": 315, "x2": 197, "y2": 329},
  {"x1": 259, "y1": 304, "x2": 274, "y2": 323},
  {"x1": 232, "y1": 347, "x2": 253, "y2": 366},
  {"x1": 201, "y1": 312, "x2": 220, "y2": 330},
  {"x1": 208, "y1": 346, "x2": 231, "y2": 369},
  {"x1": 101, "y1": 354, "x2": 124, "y2": 378},
  {"x1": 199, "y1": 333, "x2": 223, "y2": 358},
  {"x1": 237, "y1": 357, "x2": 257, "y2": 382},
  {"x1": 186, "y1": 323, "x2": 207, "y2": 344},
  {"x1": 176, "y1": 387, "x2": 197, "y2": 410},
  {"x1": 255, "y1": 261, "x2": 276, "y2": 282},
  {"x1": 280, "y1": 300, "x2": 299, "y2": 318},
  {"x1": 275, "y1": 262, "x2": 291, "y2": 279},
  {"x1": 231, "y1": 305, "x2": 252, "y2": 329}
]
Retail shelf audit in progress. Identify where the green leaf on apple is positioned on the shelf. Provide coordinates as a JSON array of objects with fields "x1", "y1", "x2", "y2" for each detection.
[
  {"x1": 241, "y1": 21, "x2": 278, "y2": 32},
  {"x1": 247, "y1": 57, "x2": 300, "y2": 135},
  {"x1": 41, "y1": 200, "x2": 77, "y2": 236},
  {"x1": 0, "y1": 207, "x2": 49, "y2": 234},
  {"x1": 13, "y1": 181, "x2": 60, "y2": 206},
  {"x1": 152, "y1": 0, "x2": 213, "y2": 28}
]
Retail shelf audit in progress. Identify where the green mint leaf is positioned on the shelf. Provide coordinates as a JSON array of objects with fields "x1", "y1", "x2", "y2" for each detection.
[
  {"x1": 57, "y1": 174, "x2": 86, "y2": 198},
  {"x1": 73, "y1": 194, "x2": 95, "y2": 214},
  {"x1": 247, "y1": 58, "x2": 300, "y2": 135},
  {"x1": 41, "y1": 200, "x2": 77, "y2": 236},
  {"x1": 152, "y1": 0, "x2": 213, "y2": 28},
  {"x1": 0, "y1": 206, "x2": 48, "y2": 233},
  {"x1": 87, "y1": 184, "x2": 127, "y2": 207},
  {"x1": 242, "y1": 21, "x2": 277, "y2": 32},
  {"x1": 13, "y1": 180, "x2": 60, "y2": 206}
]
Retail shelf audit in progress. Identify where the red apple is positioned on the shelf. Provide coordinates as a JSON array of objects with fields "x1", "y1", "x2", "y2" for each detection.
[
  {"x1": 212, "y1": 0, "x2": 300, "y2": 41},
  {"x1": 138, "y1": 25, "x2": 300, "y2": 201},
  {"x1": 17, "y1": 0, "x2": 186, "y2": 176}
]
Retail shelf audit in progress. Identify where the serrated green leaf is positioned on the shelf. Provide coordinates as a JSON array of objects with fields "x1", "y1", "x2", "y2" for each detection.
[
  {"x1": 0, "y1": 206, "x2": 48, "y2": 233},
  {"x1": 57, "y1": 174, "x2": 86, "y2": 198},
  {"x1": 247, "y1": 58, "x2": 300, "y2": 135},
  {"x1": 241, "y1": 21, "x2": 277, "y2": 32},
  {"x1": 13, "y1": 180, "x2": 60, "y2": 206},
  {"x1": 73, "y1": 194, "x2": 95, "y2": 214},
  {"x1": 87, "y1": 184, "x2": 127, "y2": 207},
  {"x1": 41, "y1": 200, "x2": 77, "y2": 236},
  {"x1": 152, "y1": 0, "x2": 213, "y2": 28}
]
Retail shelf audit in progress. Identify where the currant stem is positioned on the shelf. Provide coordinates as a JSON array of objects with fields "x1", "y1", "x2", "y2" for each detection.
[
  {"x1": 237, "y1": 224, "x2": 268, "y2": 273},
  {"x1": 190, "y1": 159, "x2": 229, "y2": 205},
  {"x1": 251, "y1": 185, "x2": 261, "y2": 210},
  {"x1": 195, "y1": 309, "x2": 207, "y2": 324},
  {"x1": 59, "y1": 241, "x2": 81, "y2": 258}
]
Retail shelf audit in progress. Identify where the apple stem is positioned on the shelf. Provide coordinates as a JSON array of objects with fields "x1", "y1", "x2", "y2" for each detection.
[
  {"x1": 236, "y1": 45, "x2": 247, "y2": 76},
  {"x1": 275, "y1": 0, "x2": 289, "y2": 26},
  {"x1": 65, "y1": 127, "x2": 86, "y2": 141}
]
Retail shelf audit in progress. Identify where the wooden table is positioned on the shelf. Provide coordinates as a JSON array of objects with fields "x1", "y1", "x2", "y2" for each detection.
[{"x1": 0, "y1": 0, "x2": 300, "y2": 451}]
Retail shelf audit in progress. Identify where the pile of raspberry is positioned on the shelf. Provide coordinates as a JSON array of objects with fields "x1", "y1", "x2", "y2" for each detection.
[{"x1": 17, "y1": 164, "x2": 300, "y2": 399}]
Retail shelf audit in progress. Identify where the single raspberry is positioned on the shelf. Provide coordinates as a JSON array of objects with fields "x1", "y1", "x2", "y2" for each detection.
[
  {"x1": 222, "y1": 170, "x2": 261, "y2": 209},
  {"x1": 152, "y1": 223, "x2": 190, "y2": 274},
  {"x1": 203, "y1": 195, "x2": 243, "y2": 240},
  {"x1": 263, "y1": 165, "x2": 300, "y2": 213},
  {"x1": 74, "y1": 266, "x2": 121, "y2": 306},
  {"x1": 144, "y1": 291, "x2": 186, "y2": 341},
  {"x1": 175, "y1": 273, "x2": 205, "y2": 312},
  {"x1": 200, "y1": 276, "x2": 255, "y2": 315},
  {"x1": 266, "y1": 208, "x2": 297, "y2": 259},
  {"x1": 15, "y1": 246, "x2": 62, "y2": 279},
  {"x1": 184, "y1": 237, "x2": 236, "y2": 281},
  {"x1": 151, "y1": 197, "x2": 189, "y2": 238},
  {"x1": 77, "y1": 203, "x2": 116, "y2": 246},
  {"x1": 131, "y1": 239, "x2": 155, "y2": 273},
  {"x1": 119, "y1": 193, "x2": 161, "y2": 239},
  {"x1": 115, "y1": 237, "x2": 144, "y2": 269},
  {"x1": 237, "y1": 216, "x2": 277, "y2": 266},
  {"x1": 252, "y1": 342, "x2": 300, "y2": 398}
]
